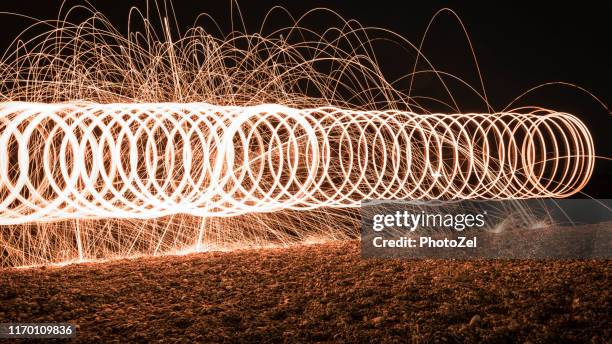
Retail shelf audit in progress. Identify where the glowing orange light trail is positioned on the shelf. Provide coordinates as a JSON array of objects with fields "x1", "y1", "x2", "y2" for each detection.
[
  {"x1": 0, "y1": 3, "x2": 605, "y2": 267},
  {"x1": 0, "y1": 102, "x2": 594, "y2": 225}
]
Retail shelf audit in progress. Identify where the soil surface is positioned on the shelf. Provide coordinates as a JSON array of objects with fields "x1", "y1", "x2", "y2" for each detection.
[{"x1": 0, "y1": 240, "x2": 610, "y2": 343}]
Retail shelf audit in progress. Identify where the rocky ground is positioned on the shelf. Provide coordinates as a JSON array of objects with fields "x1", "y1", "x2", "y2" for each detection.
[{"x1": 0, "y1": 240, "x2": 610, "y2": 343}]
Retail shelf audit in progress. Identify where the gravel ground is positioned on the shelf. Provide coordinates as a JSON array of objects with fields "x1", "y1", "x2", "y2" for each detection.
[{"x1": 0, "y1": 240, "x2": 610, "y2": 343}]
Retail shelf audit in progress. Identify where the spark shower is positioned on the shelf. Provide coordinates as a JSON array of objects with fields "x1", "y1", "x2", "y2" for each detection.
[{"x1": 0, "y1": 2, "x2": 600, "y2": 266}]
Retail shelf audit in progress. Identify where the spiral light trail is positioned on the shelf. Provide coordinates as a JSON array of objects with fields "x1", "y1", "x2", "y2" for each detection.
[
  {"x1": 0, "y1": 101, "x2": 594, "y2": 225},
  {"x1": 0, "y1": 4, "x2": 605, "y2": 267}
]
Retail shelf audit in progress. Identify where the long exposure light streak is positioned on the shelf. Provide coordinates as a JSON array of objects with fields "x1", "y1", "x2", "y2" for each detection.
[
  {"x1": 0, "y1": 102, "x2": 594, "y2": 225},
  {"x1": 0, "y1": 3, "x2": 604, "y2": 267}
]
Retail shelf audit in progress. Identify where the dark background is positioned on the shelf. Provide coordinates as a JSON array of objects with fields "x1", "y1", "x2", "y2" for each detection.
[{"x1": 0, "y1": 1, "x2": 609, "y2": 197}]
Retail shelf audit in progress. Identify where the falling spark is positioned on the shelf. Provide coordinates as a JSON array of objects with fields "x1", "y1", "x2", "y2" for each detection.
[{"x1": 0, "y1": 3, "x2": 601, "y2": 267}]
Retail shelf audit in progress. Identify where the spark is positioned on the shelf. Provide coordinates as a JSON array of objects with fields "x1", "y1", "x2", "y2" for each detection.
[{"x1": 0, "y1": 3, "x2": 601, "y2": 267}]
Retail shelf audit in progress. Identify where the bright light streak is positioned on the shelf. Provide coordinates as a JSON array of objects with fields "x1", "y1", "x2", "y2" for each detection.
[
  {"x1": 0, "y1": 102, "x2": 594, "y2": 225},
  {"x1": 0, "y1": 3, "x2": 603, "y2": 267}
]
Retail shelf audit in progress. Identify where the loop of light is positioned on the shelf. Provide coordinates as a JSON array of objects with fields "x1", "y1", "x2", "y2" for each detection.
[{"x1": 0, "y1": 102, "x2": 594, "y2": 225}]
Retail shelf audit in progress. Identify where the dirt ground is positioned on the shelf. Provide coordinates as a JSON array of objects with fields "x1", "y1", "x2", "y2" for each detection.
[{"x1": 0, "y1": 240, "x2": 610, "y2": 343}]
